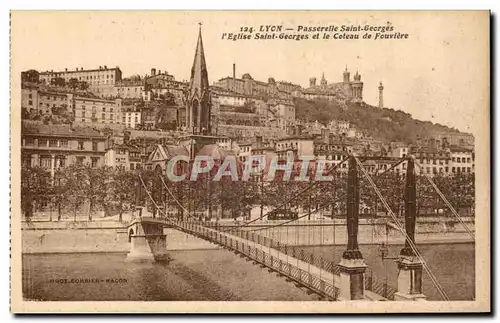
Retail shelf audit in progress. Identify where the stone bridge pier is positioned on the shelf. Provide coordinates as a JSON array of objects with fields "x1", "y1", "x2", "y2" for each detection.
[{"x1": 126, "y1": 207, "x2": 169, "y2": 262}]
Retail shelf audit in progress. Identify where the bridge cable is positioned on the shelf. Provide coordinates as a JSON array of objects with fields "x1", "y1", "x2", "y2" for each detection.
[
  {"x1": 217, "y1": 156, "x2": 352, "y2": 232},
  {"x1": 411, "y1": 156, "x2": 475, "y2": 240},
  {"x1": 354, "y1": 156, "x2": 450, "y2": 301}
]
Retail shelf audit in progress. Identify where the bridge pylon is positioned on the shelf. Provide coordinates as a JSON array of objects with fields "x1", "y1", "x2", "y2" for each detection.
[
  {"x1": 338, "y1": 156, "x2": 367, "y2": 300},
  {"x1": 394, "y1": 157, "x2": 426, "y2": 301}
]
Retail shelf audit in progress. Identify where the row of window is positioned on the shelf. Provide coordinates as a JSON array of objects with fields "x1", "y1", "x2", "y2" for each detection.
[
  {"x1": 81, "y1": 112, "x2": 115, "y2": 119},
  {"x1": 23, "y1": 155, "x2": 100, "y2": 168},
  {"x1": 80, "y1": 105, "x2": 114, "y2": 112},
  {"x1": 23, "y1": 138, "x2": 99, "y2": 151},
  {"x1": 452, "y1": 157, "x2": 472, "y2": 163},
  {"x1": 420, "y1": 158, "x2": 450, "y2": 165}
]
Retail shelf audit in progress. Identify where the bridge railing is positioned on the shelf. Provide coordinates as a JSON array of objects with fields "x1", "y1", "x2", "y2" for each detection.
[
  {"x1": 196, "y1": 221, "x2": 397, "y2": 300},
  {"x1": 174, "y1": 219, "x2": 338, "y2": 301}
]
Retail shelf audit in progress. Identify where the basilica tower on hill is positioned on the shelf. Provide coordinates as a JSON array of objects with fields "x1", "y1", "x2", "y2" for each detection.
[{"x1": 186, "y1": 23, "x2": 211, "y2": 135}]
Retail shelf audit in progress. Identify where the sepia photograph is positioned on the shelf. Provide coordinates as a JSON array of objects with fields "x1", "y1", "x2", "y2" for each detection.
[{"x1": 9, "y1": 10, "x2": 490, "y2": 313}]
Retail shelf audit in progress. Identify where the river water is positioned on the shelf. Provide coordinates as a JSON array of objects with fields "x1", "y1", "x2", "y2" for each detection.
[{"x1": 22, "y1": 243, "x2": 474, "y2": 301}]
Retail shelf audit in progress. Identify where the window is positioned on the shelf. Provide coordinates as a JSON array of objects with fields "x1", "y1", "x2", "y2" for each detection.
[
  {"x1": 110, "y1": 114, "x2": 114, "y2": 120},
  {"x1": 81, "y1": 118, "x2": 86, "y2": 122},
  {"x1": 432, "y1": 159, "x2": 436, "y2": 165},
  {"x1": 452, "y1": 167, "x2": 455, "y2": 173},
  {"x1": 78, "y1": 141, "x2": 84, "y2": 150},
  {"x1": 130, "y1": 163, "x2": 135, "y2": 170},
  {"x1": 59, "y1": 139, "x2": 68, "y2": 147},
  {"x1": 102, "y1": 113, "x2": 105, "y2": 120},
  {"x1": 40, "y1": 156, "x2": 52, "y2": 168},
  {"x1": 28, "y1": 100, "x2": 33, "y2": 106},
  {"x1": 25, "y1": 137, "x2": 34, "y2": 146},
  {"x1": 29, "y1": 94, "x2": 32, "y2": 99},
  {"x1": 102, "y1": 107, "x2": 106, "y2": 112},
  {"x1": 38, "y1": 138, "x2": 48, "y2": 146},
  {"x1": 433, "y1": 167, "x2": 437, "y2": 174},
  {"x1": 56, "y1": 156, "x2": 66, "y2": 168},
  {"x1": 92, "y1": 141, "x2": 98, "y2": 151},
  {"x1": 91, "y1": 157, "x2": 99, "y2": 168},
  {"x1": 462, "y1": 157, "x2": 466, "y2": 163},
  {"x1": 49, "y1": 139, "x2": 58, "y2": 147},
  {"x1": 445, "y1": 167, "x2": 449, "y2": 173},
  {"x1": 462, "y1": 167, "x2": 466, "y2": 172},
  {"x1": 22, "y1": 154, "x2": 32, "y2": 167},
  {"x1": 467, "y1": 158, "x2": 471, "y2": 163},
  {"x1": 82, "y1": 105, "x2": 86, "y2": 110},
  {"x1": 110, "y1": 108, "x2": 113, "y2": 113}
]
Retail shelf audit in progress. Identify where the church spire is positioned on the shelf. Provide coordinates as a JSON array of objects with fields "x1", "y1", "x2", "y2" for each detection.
[
  {"x1": 189, "y1": 23, "x2": 209, "y2": 99},
  {"x1": 187, "y1": 23, "x2": 211, "y2": 135}
]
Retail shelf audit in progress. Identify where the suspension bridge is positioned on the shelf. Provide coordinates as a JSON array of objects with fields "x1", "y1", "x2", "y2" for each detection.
[{"x1": 127, "y1": 154, "x2": 475, "y2": 301}]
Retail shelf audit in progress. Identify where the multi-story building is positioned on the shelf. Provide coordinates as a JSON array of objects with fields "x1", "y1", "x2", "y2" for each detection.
[
  {"x1": 113, "y1": 79, "x2": 144, "y2": 99},
  {"x1": 410, "y1": 143, "x2": 451, "y2": 176},
  {"x1": 450, "y1": 145, "x2": 474, "y2": 174},
  {"x1": 73, "y1": 97, "x2": 122, "y2": 125},
  {"x1": 267, "y1": 99, "x2": 296, "y2": 131},
  {"x1": 21, "y1": 88, "x2": 74, "y2": 115},
  {"x1": 122, "y1": 109, "x2": 142, "y2": 129},
  {"x1": 104, "y1": 144, "x2": 143, "y2": 171},
  {"x1": 213, "y1": 64, "x2": 299, "y2": 100},
  {"x1": 39, "y1": 66, "x2": 122, "y2": 96},
  {"x1": 275, "y1": 134, "x2": 315, "y2": 160},
  {"x1": 21, "y1": 123, "x2": 107, "y2": 176}
]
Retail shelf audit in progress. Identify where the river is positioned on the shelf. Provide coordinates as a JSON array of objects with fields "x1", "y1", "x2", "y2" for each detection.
[{"x1": 22, "y1": 243, "x2": 474, "y2": 301}]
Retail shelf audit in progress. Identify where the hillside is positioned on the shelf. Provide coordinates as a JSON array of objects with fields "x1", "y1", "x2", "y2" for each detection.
[{"x1": 293, "y1": 98, "x2": 461, "y2": 144}]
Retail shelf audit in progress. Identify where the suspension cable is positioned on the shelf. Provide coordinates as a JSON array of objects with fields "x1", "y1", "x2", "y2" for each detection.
[
  {"x1": 222, "y1": 155, "x2": 351, "y2": 230},
  {"x1": 411, "y1": 156, "x2": 475, "y2": 240},
  {"x1": 354, "y1": 157, "x2": 450, "y2": 301}
]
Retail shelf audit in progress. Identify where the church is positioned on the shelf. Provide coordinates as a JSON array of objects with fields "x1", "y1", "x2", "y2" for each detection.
[{"x1": 147, "y1": 24, "x2": 235, "y2": 171}]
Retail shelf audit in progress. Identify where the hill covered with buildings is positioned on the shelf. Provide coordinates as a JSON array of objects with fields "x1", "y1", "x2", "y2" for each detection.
[{"x1": 294, "y1": 97, "x2": 461, "y2": 144}]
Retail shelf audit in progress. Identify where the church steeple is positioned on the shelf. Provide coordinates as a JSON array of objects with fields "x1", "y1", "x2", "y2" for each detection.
[{"x1": 186, "y1": 23, "x2": 211, "y2": 134}]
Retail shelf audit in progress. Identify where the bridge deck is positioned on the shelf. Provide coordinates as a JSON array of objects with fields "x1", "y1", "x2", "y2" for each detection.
[{"x1": 174, "y1": 220, "x2": 388, "y2": 301}]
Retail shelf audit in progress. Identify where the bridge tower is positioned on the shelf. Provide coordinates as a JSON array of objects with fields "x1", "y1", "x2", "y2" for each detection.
[
  {"x1": 394, "y1": 157, "x2": 426, "y2": 300},
  {"x1": 338, "y1": 156, "x2": 367, "y2": 300}
]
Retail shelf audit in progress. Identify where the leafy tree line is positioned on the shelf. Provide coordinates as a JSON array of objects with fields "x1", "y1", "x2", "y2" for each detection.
[{"x1": 21, "y1": 164, "x2": 475, "y2": 222}]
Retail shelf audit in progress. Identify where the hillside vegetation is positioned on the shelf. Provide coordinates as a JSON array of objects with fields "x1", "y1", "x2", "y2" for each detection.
[{"x1": 294, "y1": 98, "x2": 460, "y2": 144}]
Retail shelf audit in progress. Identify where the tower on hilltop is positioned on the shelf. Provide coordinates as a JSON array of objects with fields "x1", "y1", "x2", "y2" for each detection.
[
  {"x1": 378, "y1": 82, "x2": 384, "y2": 108},
  {"x1": 186, "y1": 23, "x2": 211, "y2": 135}
]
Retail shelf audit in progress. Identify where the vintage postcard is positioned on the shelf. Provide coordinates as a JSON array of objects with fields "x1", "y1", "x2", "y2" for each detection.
[{"x1": 10, "y1": 11, "x2": 490, "y2": 313}]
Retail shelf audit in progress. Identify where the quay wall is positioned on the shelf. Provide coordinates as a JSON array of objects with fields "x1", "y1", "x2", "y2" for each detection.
[{"x1": 21, "y1": 218, "x2": 474, "y2": 254}]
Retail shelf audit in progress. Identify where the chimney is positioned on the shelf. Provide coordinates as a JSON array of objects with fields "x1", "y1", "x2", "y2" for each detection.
[
  {"x1": 233, "y1": 63, "x2": 236, "y2": 91},
  {"x1": 65, "y1": 68, "x2": 68, "y2": 72},
  {"x1": 76, "y1": 67, "x2": 78, "y2": 71},
  {"x1": 151, "y1": 68, "x2": 156, "y2": 76},
  {"x1": 104, "y1": 65, "x2": 107, "y2": 69},
  {"x1": 158, "y1": 70, "x2": 161, "y2": 75},
  {"x1": 99, "y1": 66, "x2": 102, "y2": 70},
  {"x1": 321, "y1": 128, "x2": 330, "y2": 144}
]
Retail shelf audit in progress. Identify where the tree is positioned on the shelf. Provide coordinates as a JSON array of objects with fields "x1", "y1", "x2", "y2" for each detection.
[
  {"x1": 50, "y1": 77, "x2": 66, "y2": 87},
  {"x1": 79, "y1": 81, "x2": 90, "y2": 91},
  {"x1": 68, "y1": 78, "x2": 79, "y2": 91},
  {"x1": 82, "y1": 166, "x2": 111, "y2": 221},
  {"x1": 59, "y1": 164, "x2": 87, "y2": 221},
  {"x1": 21, "y1": 166, "x2": 51, "y2": 221},
  {"x1": 106, "y1": 169, "x2": 135, "y2": 222}
]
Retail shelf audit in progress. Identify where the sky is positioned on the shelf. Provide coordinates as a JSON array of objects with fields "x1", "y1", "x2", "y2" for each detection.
[{"x1": 11, "y1": 11, "x2": 489, "y2": 134}]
